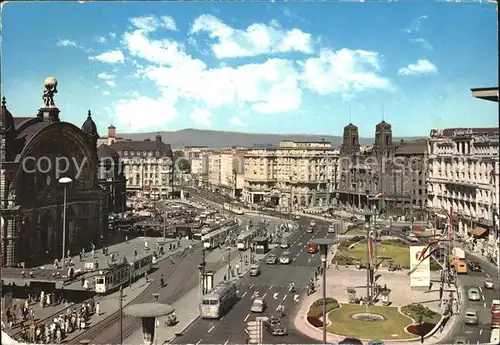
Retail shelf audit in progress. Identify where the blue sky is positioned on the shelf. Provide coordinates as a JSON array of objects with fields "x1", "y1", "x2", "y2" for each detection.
[{"x1": 1, "y1": 1, "x2": 498, "y2": 137}]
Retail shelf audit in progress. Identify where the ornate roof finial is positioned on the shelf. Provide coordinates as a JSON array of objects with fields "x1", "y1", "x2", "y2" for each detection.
[
  {"x1": 1, "y1": 96, "x2": 6, "y2": 108},
  {"x1": 88, "y1": 109, "x2": 92, "y2": 118},
  {"x1": 42, "y1": 76, "x2": 58, "y2": 108}
]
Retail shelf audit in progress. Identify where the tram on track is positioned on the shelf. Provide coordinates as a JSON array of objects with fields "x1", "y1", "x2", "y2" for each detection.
[
  {"x1": 94, "y1": 253, "x2": 153, "y2": 294},
  {"x1": 200, "y1": 281, "x2": 238, "y2": 319}
]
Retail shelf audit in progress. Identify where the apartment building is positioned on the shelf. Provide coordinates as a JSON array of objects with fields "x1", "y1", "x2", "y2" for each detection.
[
  {"x1": 205, "y1": 149, "x2": 246, "y2": 197},
  {"x1": 242, "y1": 140, "x2": 339, "y2": 209},
  {"x1": 426, "y1": 127, "x2": 499, "y2": 253}
]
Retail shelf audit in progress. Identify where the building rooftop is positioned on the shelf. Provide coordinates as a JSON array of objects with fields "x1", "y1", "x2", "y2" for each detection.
[{"x1": 471, "y1": 87, "x2": 499, "y2": 102}]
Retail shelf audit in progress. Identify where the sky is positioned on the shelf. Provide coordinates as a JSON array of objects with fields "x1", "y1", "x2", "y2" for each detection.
[{"x1": 1, "y1": 1, "x2": 498, "y2": 138}]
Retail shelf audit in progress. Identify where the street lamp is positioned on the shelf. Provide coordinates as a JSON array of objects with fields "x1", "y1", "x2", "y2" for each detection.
[
  {"x1": 312, "y1": 237, "x2": 338, "y2": 344},
  {"x1": 59, "y1": 177, "x2": 73, "y2": 271}
]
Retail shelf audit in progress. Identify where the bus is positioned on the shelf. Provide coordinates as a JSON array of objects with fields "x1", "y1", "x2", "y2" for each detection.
[
  {"x1": 200, "y1": 281, "x2": 238, "y2": 319},
  {"x1": 203, "y1": 222, "x2": 239, "y2": 249},
  {"x1": 237, "y1": 228, "x2": 257, "y2": 250}
]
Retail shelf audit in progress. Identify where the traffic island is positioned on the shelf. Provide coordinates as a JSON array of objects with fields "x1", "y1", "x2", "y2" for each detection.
[
  {"x1": 401, "y1": 303, "x2": 442, "y2": 337},
  {"x1": 306, "y1": 298, "x2": 340, "y2": 327},
  {"x1": 325, "y1": 304, "x2": 416, "y2": 340}
]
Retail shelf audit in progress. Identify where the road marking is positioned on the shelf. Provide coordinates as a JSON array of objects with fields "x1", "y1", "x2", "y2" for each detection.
[
  {"x1": 244, "y1": 314, "x2": 250, "y2": 322},
  {"x1": 262, "y1": 292, "x2": 267, "y2": 299},
  {"x1": 249, "y1": 284, "x2": 254, "y2": 289},
  {"x1": 276, "y1": 304, "x2": 284, "y2": 311},
  {"x1": 269, "y1": 285, "x2": 273, "y2": 290},
  {"x1": 486, "y1": 273, "x2": 491, "y2": 278},
  {"x1": 484, "y1": 303, "x2": 487, "y2": 307},
  {"x1": 294, "y1": 294, "x2": 299, "y2": 302},
  {"x1": 479, "y1": 286, "x2": 483, "y2": 293},
  {"x1": 196, "y1": 340, "x2": 202, "y2": 345},
  {"x1": 479, "y1": 329, "x2": 483, "y2": 335},
  {"x1": 308, "y1": 258, "x2": 312, "y2": 262},
  {"x1": 244, "y1": 329, "x2": 250, "y2": 336},
  {"x1": 283, "y1": 294, "x2": 287, "y2": 301},
  {"x1": 242, "y1": 291, "x2": 247, "y2": 297},
  {"x1": 224, "y1": 341, "x2": 229, "y2": 345},
  {"x1": 273, "y1": 293, "x2": 279, "y2": 299},
  {"x1": 482, "y1": 295, "x2": 485, "y2": 301}
]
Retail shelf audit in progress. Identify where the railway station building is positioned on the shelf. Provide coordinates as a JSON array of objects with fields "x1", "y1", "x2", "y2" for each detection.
[{"x1": 0, "y1": 78, "x2": 108, "y2": 267}]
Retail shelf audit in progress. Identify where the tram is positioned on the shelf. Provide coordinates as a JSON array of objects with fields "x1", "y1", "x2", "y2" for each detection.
[
  {"x1": 94, "y1": 253, "x2": 153, "y2": 294},
  {"x1": 237, "y1": 228, "x2": 257, "y2": 250},
  {"x1": 200, "y1": 281, "x2": 238, "y2": 319},
  {"x1": 203, "y1": 222, "x2": 239, "y2": 249}
]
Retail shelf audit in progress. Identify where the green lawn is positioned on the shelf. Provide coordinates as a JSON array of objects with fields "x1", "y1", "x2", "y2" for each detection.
[
  {"x1": 346, "y1": 227, "x2": 367, "y2": 236},
  {"x1": 327, "y1": 304, "x2": 415, "y2": 340},
  {"x1": 337, "y1": 241, "x2": 410, "y2": 268},
  {"x1": 400, "y1": 304, "x2": 441, "y2": 324}
]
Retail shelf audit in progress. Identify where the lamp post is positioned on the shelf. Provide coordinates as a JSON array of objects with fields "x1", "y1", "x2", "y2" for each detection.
[
  {"x1": 59, "y1": 177, "x2": 73, "y2": 271},
  {"x1": 312, "y1": 238, "x2": 338, "y2": 344},
  {"x1": 289, "y1": 176, "x2": 293, "y2": 223}
]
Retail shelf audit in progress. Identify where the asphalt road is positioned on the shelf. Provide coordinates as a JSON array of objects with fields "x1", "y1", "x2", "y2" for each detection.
[
  {"x1": 441, "y1": 252, "x2": 499, "y2": 345},
  {"x1": 173, "y1": 216, "x2": 335, "y2": 344}
]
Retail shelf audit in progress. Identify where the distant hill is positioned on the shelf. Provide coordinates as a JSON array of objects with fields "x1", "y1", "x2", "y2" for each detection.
[{"x1": 118, "y1": 128, "x2": 425, "y2": 149}]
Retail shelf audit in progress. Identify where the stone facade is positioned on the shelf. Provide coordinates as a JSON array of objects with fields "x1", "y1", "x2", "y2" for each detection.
[
  {"x1": 0, "y1": 87, "x2": 107, "y2": 267},
  {"x1": 97, "y1": 144, "x2": 127, "y2": 214},
  {"x1": 242, "y1": 141, "x2": 339, "y2": 209}
]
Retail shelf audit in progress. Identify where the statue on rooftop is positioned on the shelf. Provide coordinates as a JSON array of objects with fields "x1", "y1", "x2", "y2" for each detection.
[{"x1": 43, "y1": 77, "x2": 58, "y2": 107}]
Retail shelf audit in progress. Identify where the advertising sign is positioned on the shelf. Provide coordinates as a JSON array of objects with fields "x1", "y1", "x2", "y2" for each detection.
[{"x1": 409, "y1": 245, "x2": 431, "y2": 288}]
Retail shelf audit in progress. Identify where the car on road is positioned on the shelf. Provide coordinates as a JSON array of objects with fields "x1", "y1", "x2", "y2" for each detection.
[
  {"x1": 295, "y1": 215, "x2": 300, "y2": 220},
  {"x1": 406, "y1": 234, "x2": 419, "y2": 242},
  {"x1": 464, "y1": 309, "x2": 478, "y2": 325},
  {"x1": 339, "y1": 338, "x2": 363, "y2": 345},
  {"x1": 280, "y1": 240, "x2": 289, "y2": 249},
  {"x1": 250, "y1": 297, "x2": 266, "y2": 313},
  {"x1": 306, "y1": 226, "x2": 314, "y2": 233},
  {"x1": 279, "y1": 251, "x2": 292, "y2": 264},
  {"x1": 307, "y1": 242, "x2": 319, "y2": 254},
  {"x1": 310, "y1": 220, "x2": 316, "y2": 227},
  {"x1": 266, "y1": 254, "x2": 278, "y2": 265},
  {"x1": 485, "y1": 278, "x2": 495, "y2": 289},
  {"x1": 250, "y1": 265, "x2": 260, "y2": 276},
  {"x1": 453, "y1": 336, "x2": 468, "y2": 344},
  {"x1": 467, "y1": 261, "x2": 482, "y2": 272},
  {"x1": 467, "y1": 287, "x2": 481, "y2": 301},
  {"x1": 263, "y1": 316, "x2": 287, "y2": 336},
  {"x1": 367, "y1": 340, "x2": 384, "y2": 345}
]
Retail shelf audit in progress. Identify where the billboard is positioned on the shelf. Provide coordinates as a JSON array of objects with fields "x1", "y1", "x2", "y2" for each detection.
[{"x1": 409, "y1": 245, "x2": 431, "y2": 288}]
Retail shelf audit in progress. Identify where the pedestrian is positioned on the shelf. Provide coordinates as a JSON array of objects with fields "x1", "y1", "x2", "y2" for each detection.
[{"x1": 95, "y1": 302, "x2": 100, "y2": 316}]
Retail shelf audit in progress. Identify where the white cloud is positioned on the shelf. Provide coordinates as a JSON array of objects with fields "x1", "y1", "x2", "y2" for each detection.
[
  {"x1": 409, "y1": 38, "x2": 433, "y2": 51},
  {"x1": 103, "y1": 91, "x2": 111, "y2": 96},
  {"x1": 105, "y1": 80, "x2": 116, "y2": 87},
  {"x1": 57, "y1": 39, "x2": 78, "y2": 47},
  {"x1": 89, "y1": 50, "x2": 125, "y2": 64},
  {"x1": 190, "y1": 14, "x2": 313, "y2": 58},
  {"x1": 109, "y1": 32, "x2": 116, "y2": 39},
  {"x1": 113, "y1": 96, "x2": 178, "y2": 131},
  {"x1": 190, "y1": 107, "x2": 212, "y2": 126},
  {"x1": 229, "y1": 117, "x2": 246, "y2": 127},
  {"x1": 398, "y1": 59, "x2": 437, "y2": 76},
  {"x1": 300, "y1": 48, "x2": 392, "y2": 98},
  {"x1": 130, "y1": 15, "x2": 178, "y2": 32},
  {"x1": 94, "y1": 36, "x2": 107, "y2": 43},
  {"x1": 97, "y1": 73, "x2": 114, "y2": 80},
  {"x1": 403, "y1": 15, "x2": 428, "y2": 34}
]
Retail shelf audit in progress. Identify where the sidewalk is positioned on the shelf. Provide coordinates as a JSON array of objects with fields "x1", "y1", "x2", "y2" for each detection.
[
  {"x1": 124, "y1": 249, "x2": 268, "y2": 345},
  {"x1": 5, "y1": 237, "x2": 194, "y2": 341}
]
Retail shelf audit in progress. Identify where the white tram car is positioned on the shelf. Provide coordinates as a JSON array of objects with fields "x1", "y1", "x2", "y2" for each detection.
[
  {"x1": 95, "y1": 253, "x2": 153, "y2": 294},
  {"x1": 200, "y1": 281, "x2": 238, "y2": 319}
]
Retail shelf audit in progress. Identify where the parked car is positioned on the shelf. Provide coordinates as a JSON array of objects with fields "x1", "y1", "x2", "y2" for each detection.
[
  {"x1": 306, "y1": 226, "x2": 314, "y2": 233},
  {"x1": 310, "y1": 221, "x2": 316, "y2": 227},
  {"x1": 250, "y1": 297, "x2": 266, "y2": 313},
  {"x1": 263, "y1": 316, "x2": 287, "y2": 336},
  {"x1": 250, "y1": 265, "x2": 260, "y2": 277},
  {"x1": 467, "y1": 261, "x2": 482, "y2": 272},
  {"x1": 467, "y1": 287, "x2": 481, "y2": 301},
  {"x1": 266, "y1": 254, "x2": 278, "y2": 265},
  {"x1": 280, "y1": 240, "x2": 289, "y2": 249},
  {"x1": 464, "y1": 310, "x2": 478, "y2": 325}
]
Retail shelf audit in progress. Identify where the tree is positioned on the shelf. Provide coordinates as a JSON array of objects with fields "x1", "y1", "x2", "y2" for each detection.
[{"x1": 173, "y1": 151, "x2": 191, "y2": 174}]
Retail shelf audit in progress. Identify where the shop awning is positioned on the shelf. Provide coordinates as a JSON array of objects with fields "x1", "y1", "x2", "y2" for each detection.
[{"x1": 469, "y1": 226, "x2": 487, "y2": 237}]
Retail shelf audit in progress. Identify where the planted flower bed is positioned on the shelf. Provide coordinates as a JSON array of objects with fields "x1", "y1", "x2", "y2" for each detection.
[{"x1": 307, "y1": 298, "x2": 339, "y2": 328}]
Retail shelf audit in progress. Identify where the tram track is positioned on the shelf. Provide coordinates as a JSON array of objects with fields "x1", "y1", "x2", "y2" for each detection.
[{"x1": 70, "y1": 245, "x2": 225, "y2": 344}]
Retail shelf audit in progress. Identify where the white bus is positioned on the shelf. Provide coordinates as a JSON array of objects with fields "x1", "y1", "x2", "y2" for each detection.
[
  {"x1": 237, "y1": 228, "x2": 257, "y2": 250},
  {"x1": 200, "y1": 281, "x2": 238, "y2": 319},
  {"x1": 203, "y1": 222, "x2": 238, "y2": 249}
]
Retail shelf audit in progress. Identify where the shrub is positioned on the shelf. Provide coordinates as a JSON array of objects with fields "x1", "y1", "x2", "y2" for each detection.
[
  {"x1": 307, "y1": 316, "x2": 323, "y2": 328},
  {"x1": 312, "y1": 298, "x2": 339, "y2": 310},
  {"x1": 307, "y1": 308, "x2": 322, "y2": 318},
  {"x1": 402, "y1": 303, "x2": 438, "y2": 323},
  {"x1": 381, "y1": 239, "x2": 407, "y2": 246},
  {"x1": 351, "y1": 235, "x2": 366, "y2": 242},
  {"x1": 333, "y1": 255, "x2": 355, "y2": 265}
]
